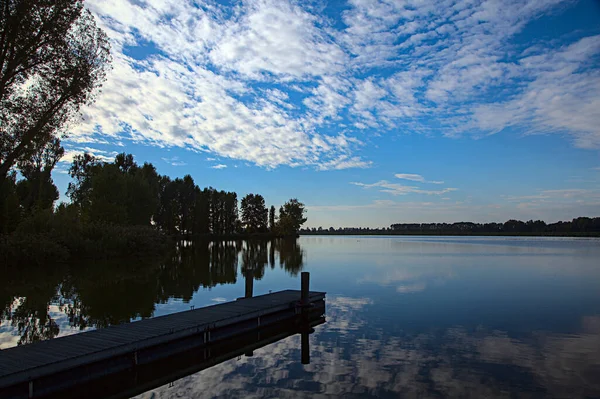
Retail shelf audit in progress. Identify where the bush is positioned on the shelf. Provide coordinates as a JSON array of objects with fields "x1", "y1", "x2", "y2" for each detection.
[
  {"x1": 0, "y1": 233, "x2": 70, "y2": 267},
  {"x1": 1, "y1": 208, "x2": 169, "y2": 267}
]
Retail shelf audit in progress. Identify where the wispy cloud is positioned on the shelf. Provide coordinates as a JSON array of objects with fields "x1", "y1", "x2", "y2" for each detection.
[
  {"x1": 505, "y1": 189, "x2": 600, "y2": 202},
  {"x1": 351, "y1": 180, "x2": 457, "y2": 196},
  {"x1": 211, "y1": 164, "x2": 227, "y2": 169},
  {"x1": 162, "y1": 156, "x2": 187, "y2": 166},
  {"x1": 395, "y1": 173, "x2": 444, "y2": 184},
  {"x1": 397, "y1": 283, "x2": 427, "y2": 294},
  {"x1": 317, "y1": 155, "x2": 372, "y2": 171}
]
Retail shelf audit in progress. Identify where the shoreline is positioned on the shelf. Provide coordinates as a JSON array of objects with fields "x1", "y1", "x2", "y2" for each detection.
[{"x1": 299, "y1": 232, "x2": 600, "y2": 238}]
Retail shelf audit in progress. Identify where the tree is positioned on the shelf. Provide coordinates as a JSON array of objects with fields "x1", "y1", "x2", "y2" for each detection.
[
  {"x1": 15, "y1": 138, "x2": 63, "y2": 212},
  {"x1": 269, "y1": 206, "x2": 276, "y2": 232},
  {"x1": 0, "y1": 0, "x2": 111, "y2": 182},
  {"x1": 240, "y1": 194, "x2": 268, "y2": 233},
  {"x1": 192, "y1": 187, "x2": 210, "y2": 235},
  {"x1": 66, "y1": 153, "x2": 160, "y2": 226},
  {"x1": 67, "y1": 152, "x2": 100, "y2": 209},
  {"x1": 0, "y1": 172, "x2": 20, "y2": 233},
  {"x1": 115, "y1": 153, "x2": 136, "y2": 174},
  {"x1": 278, "y1": 199, "x2": 307, "y2": 235}
]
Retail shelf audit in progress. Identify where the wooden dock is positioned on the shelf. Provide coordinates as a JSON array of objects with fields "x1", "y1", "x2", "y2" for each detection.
[{"x1": 0, "y1": 289, "x2": 326, "y2": 399}]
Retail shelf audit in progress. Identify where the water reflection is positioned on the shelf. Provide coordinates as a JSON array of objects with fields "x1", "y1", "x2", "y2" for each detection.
[
  {"x1": 0, "y1": 239, "x2": 305, "y2": 348},
  {"x1": 135, "y1": 296, "x2": 600, "y2": 399},
  {"x1": 2, "y1": 236, "x2": 600, "y2": 398}
]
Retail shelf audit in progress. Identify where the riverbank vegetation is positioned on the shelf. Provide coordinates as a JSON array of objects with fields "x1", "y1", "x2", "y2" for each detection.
[
  {"x1": 0, "y1": 151, "x2": 308, "y2": 266},
  {"x1": 301, "y1": 217, "x2": 600, "y2": 237}
]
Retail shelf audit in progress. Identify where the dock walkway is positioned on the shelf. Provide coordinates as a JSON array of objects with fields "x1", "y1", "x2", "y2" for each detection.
[{"x1": 0, "y1": 289, "x2": 325, "y2": 399}]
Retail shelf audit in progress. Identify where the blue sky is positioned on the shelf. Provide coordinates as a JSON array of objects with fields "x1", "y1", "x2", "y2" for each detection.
[{"x1": 54, "y1": 0, "x2": 600, "y2": 228}]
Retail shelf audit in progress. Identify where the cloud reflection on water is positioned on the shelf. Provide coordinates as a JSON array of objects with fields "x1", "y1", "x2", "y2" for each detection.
[{"x1": 135, "y1": 297, "x2": 600, "y2": 399}]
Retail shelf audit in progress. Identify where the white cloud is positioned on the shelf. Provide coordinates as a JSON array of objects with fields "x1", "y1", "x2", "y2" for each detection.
[
  {"x1": 60, "y1": 148, "x2": 117, "y2": 164},
  {"x1": 395, "y1": 173, "x2": 425, "y2": 182},
  {"x1": 211, "y1": 164, "x2": 227, "y2": 169},
  {"x1": 318, "y1": 155, "x2": 372, "y2": 171},
  {"x1": 70, "y1": 0, "x2": 600, "y2": 172},
  {"x1": 209, "y1": 0, "x2": 347, "y2": 79},
  {"x1": 394, "y1": 173, "x2": 444, "y2": 184},
  {"x1": 397, "y1": 282, "x2": 427, "y2": 293},
  {"x1": 162, "y1": 156, "x2": 187, "y2": 166},
  {"x1": 351, "y1": 180, "x2": 457, "y2": 196},
  {"x1": 471, "y1": 35, "x2": 600, "y2": 148}
]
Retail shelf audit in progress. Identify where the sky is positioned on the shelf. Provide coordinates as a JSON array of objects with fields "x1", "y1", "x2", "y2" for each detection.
[{"x1": 53, "y1": 0, "x2": 600, "y2": 228}]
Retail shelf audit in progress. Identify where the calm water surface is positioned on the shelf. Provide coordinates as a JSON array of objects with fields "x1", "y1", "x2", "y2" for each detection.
[{"x1": 1, "y1": 236, "x2": 600, "y2": 398}]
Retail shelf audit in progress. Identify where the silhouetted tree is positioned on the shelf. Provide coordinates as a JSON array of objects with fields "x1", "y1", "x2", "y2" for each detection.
[
  {"x1": 0, "y1": 0, "x2": 111, "y2": 182},
  {"x1": 0, "y1": 172, "x2": 20, "y2": 233},
  {"x1": 192, "y1": 188, "x2": 211, "y2": 235},
  {"x1": 278, "y1": 198, "x2": 307, "y2": 235},
  {"x1": 269, "y1": 205, "x2": 276, "y2": 232},
  {"x1": 241, "y1": 194, "x2": 268, "y2": 233},
  {"x1": 177, "y1": 175, "x2": 196, "y2": 235},
  {"x1": 14, "y1": 138, "x2": 63, "y2": 213},
  {"x1": 67, "y1": 153, "x2": 100, "y2": 210}
]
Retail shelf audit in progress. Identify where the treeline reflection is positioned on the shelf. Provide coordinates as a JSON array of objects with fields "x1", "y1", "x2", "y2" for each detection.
[{"x1": 0, "y1": 239, "x2": 304, "y2": 347}]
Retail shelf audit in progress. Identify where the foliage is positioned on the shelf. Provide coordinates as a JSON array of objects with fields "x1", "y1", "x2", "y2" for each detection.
[
  {"x1": 278, "y1": 199, "x2": 307, "y2": 235},
  {"x1": 0, "y1": 0, "x2": 111, "y2": 182},
  {"x1": 269, "y1": 205, "x2": 276, "y2": 232},
  {"x1": 15, "y1": 138, "x2": 63, "y2": 212},
  {"x1": 0, "y1": 172, "x2": 20, "y2": 233},
  {"x1": 241, "y1": 194, "x2": 268, "y2": 233}
]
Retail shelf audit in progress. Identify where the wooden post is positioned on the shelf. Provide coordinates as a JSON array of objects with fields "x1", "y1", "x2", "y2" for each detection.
[{"x1": 301, "y1": 272, "x2": 309, "y2": 306}]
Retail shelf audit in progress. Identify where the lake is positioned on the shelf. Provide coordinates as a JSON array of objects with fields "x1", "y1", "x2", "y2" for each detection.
[{"x1": 1, "y1": 236, "x2": 600, "y2": 398}]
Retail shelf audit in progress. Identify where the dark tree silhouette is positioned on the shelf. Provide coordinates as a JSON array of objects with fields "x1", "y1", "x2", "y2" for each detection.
[
  {"x1": 278, "y1": 199, "x2": 307, "y2": 235},
  {"x1": 241, "y1": 194, "x2": 268, "y2": 233},
  {"x1": 0, "y1": 138, "x2": 64, "y2": 232},
  {"x1": 0, "y1": 0, "x2": 111, "y2": 182},
  {"x1": 269, "y1": 205, "x2": 276, "y2": 232},
  {"x1": 0, "y1": 173, "x2": 20, "y2": 233}
]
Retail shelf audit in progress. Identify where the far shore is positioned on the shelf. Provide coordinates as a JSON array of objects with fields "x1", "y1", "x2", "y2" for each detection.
[{"x1": 299, "y1": 231, "x2": 600, "y2": 237}]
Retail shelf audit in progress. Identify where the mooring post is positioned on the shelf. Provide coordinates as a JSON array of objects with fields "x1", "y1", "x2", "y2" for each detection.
[{"x1": 301, "y1": 272, "x2": 310, "y2": 306}]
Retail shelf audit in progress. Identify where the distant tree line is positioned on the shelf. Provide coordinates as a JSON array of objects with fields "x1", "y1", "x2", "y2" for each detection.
[{"x1": 301, "y1": 217, "x2": 600, "y2": 236}]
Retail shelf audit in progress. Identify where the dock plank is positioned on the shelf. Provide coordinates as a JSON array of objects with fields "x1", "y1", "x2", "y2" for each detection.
[{"x1": 0, "y1": 289, "x2": 325, "y2": 392}]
